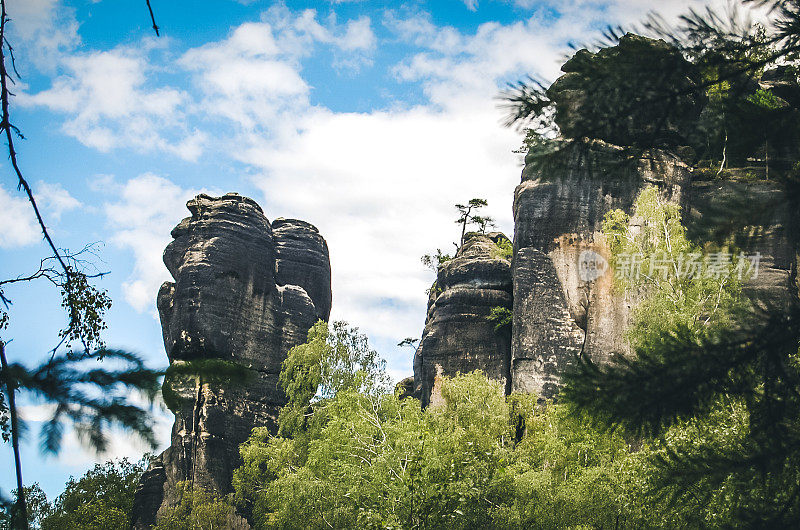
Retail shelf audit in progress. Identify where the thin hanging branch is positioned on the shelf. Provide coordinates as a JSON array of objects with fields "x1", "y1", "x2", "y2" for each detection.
[
  {"x1": 145, "y1": 0, "x2": 160, "y2": 36},
  {"x1": 0, "y1": 0, "x2": 70, "y2": 277}
]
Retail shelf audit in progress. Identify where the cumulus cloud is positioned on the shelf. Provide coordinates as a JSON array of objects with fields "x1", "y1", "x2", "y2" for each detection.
[
  {"x1": 181, "y1": 7, "x2": 376, "y2": 133},
  {"x1": 0, "y1": 185, "x2": 39, "y2": 248},
  {"x1": 36, "y1": 181, "x2": 81, "y2": 220},
  {"x1": 20, "y1": 44, "x2": 201, "y2": 160},
  {"x1": 103, "y1": 174, "x2": 214, "y2": 313},
  {"x1": 180, "y1": 21, "x2": 310, "y2": 130},
  {"x1": 106, "y1": 1, "x2": 745, "y2": 353},
  {"x1": 6, "y1": 0, "x2": 80, "y2": 70},
  {"x1": 244, "y1": 104, "x2": 519, "y2": 344},
  {"x1": 35, "y1": 0, "x2": 760, "y2": 361},
  {"x1": 235, "y1": 10, "x2": 580, "y2": 347}
]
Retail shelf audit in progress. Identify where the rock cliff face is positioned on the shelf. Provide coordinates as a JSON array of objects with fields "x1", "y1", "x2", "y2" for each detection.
[
  {"x1": 511, "y1": 150, "x2": 799, "y2": 400},
  {"x1": 408, "y1": 35, "x2": 797, "y2": 404},
  {"x1": 688, "y1": 179, "x2": 798, "y2": 305},
  {"x1": 413, "y1": 233, "x2": 513, "y2": 407},
  {"x1": 512, "y1": 146, "x2": 691, "y2": 398},
  {"x1": 132, "y1": 193, "x2": 331, "y2": 529}
]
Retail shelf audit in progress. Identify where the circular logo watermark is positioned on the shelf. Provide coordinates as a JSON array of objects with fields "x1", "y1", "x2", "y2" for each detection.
[{"x1": 578, "y1": 250, "x2": 609, "y2": 282}]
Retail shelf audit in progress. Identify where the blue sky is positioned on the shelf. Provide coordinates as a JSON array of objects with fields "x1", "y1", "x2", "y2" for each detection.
[{"x1": 0, "y1": 0, "x2": 718, "y2": 499}]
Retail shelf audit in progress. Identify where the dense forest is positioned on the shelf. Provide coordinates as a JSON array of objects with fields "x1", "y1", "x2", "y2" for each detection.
[{"x1": 2, "y1": 0, "x2": 800, "y2": 528}]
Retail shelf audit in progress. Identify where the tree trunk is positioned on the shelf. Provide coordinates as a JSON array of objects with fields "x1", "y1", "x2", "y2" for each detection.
[{"x1": 0, "y1": 341, "x2": 28, "y2": 529}]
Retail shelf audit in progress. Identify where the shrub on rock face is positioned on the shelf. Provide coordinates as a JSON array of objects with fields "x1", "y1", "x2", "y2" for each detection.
[{"x1": 546, "y1": 33, "x2": 705, "y2": 147}]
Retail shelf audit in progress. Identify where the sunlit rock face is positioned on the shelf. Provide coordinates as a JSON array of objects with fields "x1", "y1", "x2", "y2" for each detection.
[
  {"x1": 413, "y1": 232, "x2": 513, "y2": 407},
  {"x1": 132, "y1": 193, "x2": 331, "y2": 529},
  {"x1": 512, "y1": 145, "x2": 691, "y2": 399},
  {"x1": 512, "y1": 145, "x2": 799, "y2": 400}
]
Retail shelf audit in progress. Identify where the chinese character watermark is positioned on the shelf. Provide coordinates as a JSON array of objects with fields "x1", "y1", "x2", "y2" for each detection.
[{"x1": 578, "y1": 251, "x2": 761, "y2": 282}]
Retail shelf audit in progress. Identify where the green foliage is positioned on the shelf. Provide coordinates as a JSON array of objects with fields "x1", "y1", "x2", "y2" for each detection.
[
  {"x1": 601, "y1": 186, "x2": 745, "y2": 349},
  {"x1": 420, "y1": 249, "x2": 452, "y2": 272},
  {"x1": 154, "y1": 482, "x2": 241, "y2": 530},
  {"x1": 746, "y1": 87, "x2": 784, "y2": 110},
  {"x1": 58, "y1": 269, "x2": 112, "y2": 354},
  {"x1": 455, "y1": 198, "x2": 491, "y2": 244},
  {"x1": 488, "y1": 306, "x2": 513, "y2": 332},
  {"x1": 1, "y1": 458, "x2": 149, "y2": 530},
  {"x1": 493, "y1": 237, "x2": 513, "y2": 261},
  {"x1": 234, "y1": 372, "x2": 639, "y2": 529},
  {"x1": 567, "y1": 181, "x2": 800, "y2": 524},
  {"x1": 37, "y1": 457, "x2": 148, "y2": 530},
  {"x1": 162, "y1": 358, "x2": 253, "y2": 413},
  {"x1": 0, "y1": 349, "x2": 161, "y2": 455},
  {"x1": 278, "y1": 320, "x2": 390, "y2": 436},
  {"x1": 0, "y1": 484, "x2": 50, "y2": 530}
]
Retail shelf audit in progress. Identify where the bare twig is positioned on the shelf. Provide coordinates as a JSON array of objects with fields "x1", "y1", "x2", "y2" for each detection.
[
  {"x1": 145, "y1": 0, "x2": 160, "y2": 36},
  {"x1": 0, "y1": 2, "x2": 70, "y2": 279}
]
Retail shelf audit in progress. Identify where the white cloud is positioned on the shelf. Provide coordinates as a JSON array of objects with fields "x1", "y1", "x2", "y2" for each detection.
[
  {"x1": 6, "y1": 0, "x2": 80, "y2": 70},
  {"x1": 180, "y1": 21, "x2": 310, "y2": 130},
  {"x1": 23, "y1": 0, "x2": 766, "y2": 364},
  {"x1": 245, "y1": 104, "x2": 520, "y2": 344},
  {"x1": 0, "y1": 185, "x2": 39, "y2": 248},
  {"x1": 36, "y1": 181, "x2": 81, "y2": 220},
  {"x1": 20, "y1": 42, "x2": 202, "y2": 160},
  {"x1": 103, "y1": 174, "x2": 213, "y2": 313},
  {"x1": 180, "y1": 7, "x2": 376, "y2": 132},
  {"x1": 339, "y1": 17, "x2": 377, "y2": 51},
  {"x1": 126, "y1": 1, "x2": 728, "y2": 352}
]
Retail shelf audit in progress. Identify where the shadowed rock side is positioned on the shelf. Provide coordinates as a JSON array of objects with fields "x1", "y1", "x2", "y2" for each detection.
[
  {"x1": 132, "y1": 193, "x2": 331, "y2": 529},
  {"x1": 414, "y1": 233, "x2": 513, "y2": 407},
  {"x1": 272, "y1": 218, "x2": 332, "y2": 321},
  {"x1": 688, "y1": 179, "x2": 798, "y2": 306},
  {"x1": 512, "y1": 145, "x2": 691, "y2": 399}
]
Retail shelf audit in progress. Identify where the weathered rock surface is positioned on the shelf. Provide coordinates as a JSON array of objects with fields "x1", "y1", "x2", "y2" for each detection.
[
  {"x1": 688, "y1": 179, "x2": 798, "y2": 305},
  {"x1": 512, "y1": 142, "x2": 798, "y2": 399},
  {"x1": 273, "y1": 218, "x2": 332, "y2": 321},
  {"x1": 512, "y1": 145, "x2": 691, "y2": 399},
  {"x1": 413, "y1": 233, "x2": 513, "y2": 407},
  {"x1": 132, "y1": 193, "x2": 331, "y2": 529}
]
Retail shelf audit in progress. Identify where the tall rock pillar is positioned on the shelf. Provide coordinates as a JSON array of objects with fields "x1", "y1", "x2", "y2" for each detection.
[{"x1": 133, "y1": 193, "x2": 331, "y2": 528}]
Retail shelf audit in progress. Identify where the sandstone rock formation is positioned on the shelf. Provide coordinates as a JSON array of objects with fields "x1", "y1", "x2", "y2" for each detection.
[
  {"x1": 407, "y1": 36, "x2": 797, "y2": 405},
  {"x1": 511, "y1": 145, "x2": 798, "y2": 399},
  {"x1": 688, "y1": 178, "x2": 798, "y2": 305},
  {"x1": 512, "y1": 145, "x2": 691, "y2": 399},
  {"x1": 413, "y1": 233, "x2": 513, "y2": 407},
  {"x1": 132, "y1": 193, "x2": 331, "y2": 529}
]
